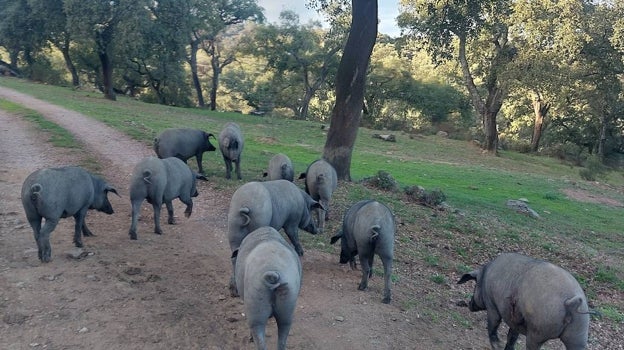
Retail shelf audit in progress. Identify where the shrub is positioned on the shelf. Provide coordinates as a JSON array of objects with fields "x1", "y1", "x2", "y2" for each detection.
[
  {"x1": 579, "y1": 156, "x2": 608, "y2": 181},
  {"x1": 362, "y1": 170, "x2": 398, "y2": 191},
  {"x1": 405, "y1": 185, "x2": 447, "y2": 207}
]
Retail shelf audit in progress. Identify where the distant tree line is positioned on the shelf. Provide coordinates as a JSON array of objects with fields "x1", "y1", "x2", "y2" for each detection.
[
  {"x1": 1, "y1": 0, "x2": 623, "y2": 165},
  {"x1": 398, "y1": 0, "x2": 624, "y2": 164}
]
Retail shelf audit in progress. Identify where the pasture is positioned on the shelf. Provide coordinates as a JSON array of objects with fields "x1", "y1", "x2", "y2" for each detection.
[{"x1": 0, "y1": 77, "x2": 622, "y2": 348}]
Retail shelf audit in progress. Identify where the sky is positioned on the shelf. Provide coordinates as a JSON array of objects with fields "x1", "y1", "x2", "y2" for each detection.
[{"x1": 257, "y1": 0, "x2": 401, "y2": 37}]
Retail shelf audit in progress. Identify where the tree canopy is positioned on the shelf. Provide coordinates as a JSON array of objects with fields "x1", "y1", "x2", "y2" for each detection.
[{"x1": 0, "y1": 0, "x2": 622, "y2": 167}]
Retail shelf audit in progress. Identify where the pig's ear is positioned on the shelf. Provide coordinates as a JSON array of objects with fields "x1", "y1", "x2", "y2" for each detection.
[
  {"x1": 107, "y1": 186, "x2": 121, "y2": 197},
  {"x1": 312, "y1": 201, "x2": 326, "y2": 211},
  {"x1": 457, "y1": 270, "x2": 479, "y2": 284}
]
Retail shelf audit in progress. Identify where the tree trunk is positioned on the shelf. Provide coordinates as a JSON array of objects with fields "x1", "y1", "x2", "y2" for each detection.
[
  {"x1": 530, "y1": 98, "x2": 549, "y2": 152},
  {"x1": 210, "y1": 53, "x2": 219, "y2": 111},
  {"x1": 597, "y1": 113, "x2": 608, "y2": 161},
  {"x1": 299, "y1": 87, "x2": 314, "y2": 120},
  {"x1": 482, "y1": 110, "x2": 498, "y2": 152},
  {"x1": 482, "y1": 88, "x2": 504, "y2": 153},
  {"x1": 189, "y1": 40, "x2": 205, "y2": 108},
  {"x1": 60, "y1": 43, "x2": 79, "y2": 87},
  {"x1": 457, "y1": 34, "x2": 506, "y2": 154},
  {"x1": 98, "y1": 51, "x2": 116, "y2": 101},
  {"x1": 298, "y1": 47, "x2": 340, "y2": 120},
  {"x1": 9, "y1": 50, "x2": 19, "y2": 70},
  {"x1": 322, "y1": 0, "x2": 377, "y2": 181}
]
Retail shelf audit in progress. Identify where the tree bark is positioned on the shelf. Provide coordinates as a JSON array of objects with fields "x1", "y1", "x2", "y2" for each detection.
[
  {"x1": 597, "y1": 113, "x2": 608, "y2": 161},
  {"x1": 457, "y1": 34, "x2": 506, "y2": 154},
  {"x1": 322, "y1": 0, "x2": 377, "y2": 181},
  {"x1": 299, "y1": 86, "x2": 314, "y2": 120},
  {"x1": 189, "y1": 39, "x2": 205, "y2": 108},
  {"x1": 210, "y1": 52, "x2": 219, "y2": 111},
  {"x1": 530, "y1": 98, "x2": 549, "y2": 152},
  {"x1": 98, "y1": 51, "x2": 116, "y2": 101},
  {"x1": 59, "y1": 39, "x2": 79, "y2": 87}
]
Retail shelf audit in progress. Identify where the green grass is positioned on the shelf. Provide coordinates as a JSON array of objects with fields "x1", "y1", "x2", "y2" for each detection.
[
  {"x1": 598, "y1": 305, "x2": 624, "y2": 324},
  {"x1": 0, "y1": 98, "x2": 102, "y2": 172},
  {"x1": 2, "y1": 76, "x2": 623, "y2": 323},
  {"x1": 0, "y1": 99, "x2": 80, "y2": 149}
]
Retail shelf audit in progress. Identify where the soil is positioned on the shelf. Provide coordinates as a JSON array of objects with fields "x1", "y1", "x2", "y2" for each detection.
[
  {"x1": 562, "y1": 188, "x2": 624, "y2": 208},
  {"x1": 0, "y1": 85, "x2": 620, "y2": 350}
]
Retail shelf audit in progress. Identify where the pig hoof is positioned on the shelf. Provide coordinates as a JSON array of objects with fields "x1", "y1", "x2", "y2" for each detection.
[
  {"x1": 382, "y1": 296, "x2": 391, "y2": 304},
  {"x1": 74, "y1": 241, "x2": 84, "y2": 248},
  {"x1": 358, "y1": 283, "x2": 368, "y2": 291},
  {"x1": 40, "y1": 252, "x2": 51, "y2": 263}
]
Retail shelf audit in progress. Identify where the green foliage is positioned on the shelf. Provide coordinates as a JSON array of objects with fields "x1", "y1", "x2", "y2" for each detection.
[
  {"x1": 424, "y1": 254, "x2": 439, "y2": 267},
  {"x1": 429, "y1": 274, "x2": 446, "y2": 285},
  {"x1": 598, "y1": 305, "x2": 624, "y2": 324},
  {"x1": 595, "y1": 265, "x2": 624, "y2": 291},
  {"x1": 542, "y1": 192, "x2": 560, "y2": 201},
  {"x1": 0, "y1": 0, "x2": 621, "y2": 156},
  {"x1": 366, "y1": 44, "x2": 471, "y2": 132},
  {"x1": 405, "y1": 186, "x2": 447, "y2": 207},
  {"x1": 361, "y1": 170, "x2": 399, "y2": 191},
  {"x1": 579, "y1": 156, "x2": 609, "y2": 181},
  {"x1": 235, "y1": 12, "x2": 341, "y2": 119},
  {"x1": 23, "y1": 54, "x2": 67, "y2": 86}
]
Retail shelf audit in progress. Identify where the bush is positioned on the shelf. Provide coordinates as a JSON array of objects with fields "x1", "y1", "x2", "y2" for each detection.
[
  {"x1": 544, "y1": 143, "x2": 586, "y2": 166},
  {"x1": 579, "y1": 168, "x2": 596, "y2": 181},
  {"x1": 26, "y1": 57, "x2": 67, "y2": 86},
  {"x1": 579, "y1": 156, "x2": 608, "y2": 181},
  {"x1": 362, "y1": 170, "x2": 398, "y2": 191},
  {"x1": 405, "y1": 185, "x2": 447, "y2": 207}
]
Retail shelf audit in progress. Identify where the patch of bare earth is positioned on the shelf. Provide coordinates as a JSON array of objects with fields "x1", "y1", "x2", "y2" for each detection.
[
  {"x1": 562, "y1": 188, "x2": 624, "y2": 207},
  {"x1": 0, "y1": 85, "x2": 619, "y2": 349}
]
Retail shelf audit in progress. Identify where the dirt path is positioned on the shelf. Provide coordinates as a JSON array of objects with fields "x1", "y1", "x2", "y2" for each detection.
[{"x1": 0, "y1": 86, "x2": 477, "y2": 350}]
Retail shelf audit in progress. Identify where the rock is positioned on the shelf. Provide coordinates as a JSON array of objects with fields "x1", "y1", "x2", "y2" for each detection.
[
  {"x1": 372, "y1": 134, "x2": 396, "y2": 142},
  {"x1": 86, "y1": 274, "x2": 99, "y2": 281},
  {"x1": 436, "y1": 131, "x2": 449, "y2": 138},
  {"x1": 334, "y1": 315, "x2": 345, "y2": 322},
  {"x1": 506, "y1": 199, "x2": 540, "y2": 218},
  {"x1": 67, "y1": 248, "x2": 89, "y2": 260}
]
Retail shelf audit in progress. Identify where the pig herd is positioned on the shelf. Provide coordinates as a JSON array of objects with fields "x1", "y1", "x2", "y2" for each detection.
[{"x1": 20, "y1": 124, "x2": 593, "y2": 349}]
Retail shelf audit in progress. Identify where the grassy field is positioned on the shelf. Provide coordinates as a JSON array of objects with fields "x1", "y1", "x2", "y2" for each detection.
[{"x1": 1, "y1": 77, "x2": 623, "y2": 326}]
